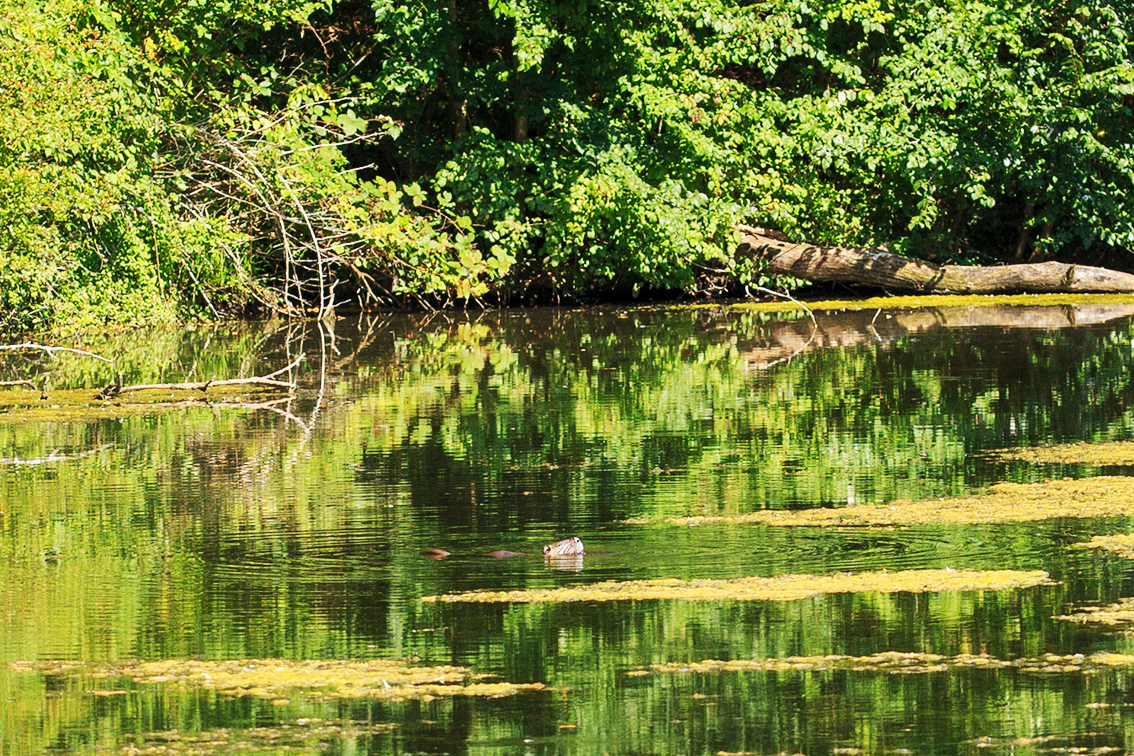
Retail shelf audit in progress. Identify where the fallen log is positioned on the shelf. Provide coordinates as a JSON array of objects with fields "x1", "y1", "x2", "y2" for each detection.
[{"x1": 737, "y1": 226, "x2": 1134, "y2": 294}]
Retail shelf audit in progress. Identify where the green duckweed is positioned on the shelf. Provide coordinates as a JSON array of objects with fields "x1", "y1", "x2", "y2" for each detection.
[
  {"x1": 1058, "y1": 598, "x2": 1134, "y2": 626},
  {"x1": 626, "y1": 476, "x2": 1134, "y2": 527},
  {"x1": 994, "y1": 441, "x2": 1134, "y2": 467},
  {"x1": 643, "y1": 651, "x2": 1134, "y2": 676},
  {"x1": 420, "y1": 568, "x2": 1054, "y2": 604},
  {"x1": 7, "y1": 657, "x2": 545, "y2": 702}
]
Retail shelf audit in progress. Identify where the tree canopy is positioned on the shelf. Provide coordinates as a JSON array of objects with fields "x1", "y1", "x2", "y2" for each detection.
[{"x1": 2, "y1": 0, "x2": 1133, "y2": 330}]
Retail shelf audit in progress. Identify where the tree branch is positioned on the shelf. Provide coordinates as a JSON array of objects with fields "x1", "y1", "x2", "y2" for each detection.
[{"x1": 0, "y1": 343, "x2": 112, "y2": 363}]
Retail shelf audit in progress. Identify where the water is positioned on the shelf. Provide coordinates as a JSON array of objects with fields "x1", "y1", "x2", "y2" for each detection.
[{"x1": 5, "y1": 302, "x2": 1134, "y2": 754}]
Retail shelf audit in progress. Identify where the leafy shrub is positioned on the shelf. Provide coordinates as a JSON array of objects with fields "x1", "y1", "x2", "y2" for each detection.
[{"x1": 3, "y1": 0, "x2": 1133, "y2": 331}]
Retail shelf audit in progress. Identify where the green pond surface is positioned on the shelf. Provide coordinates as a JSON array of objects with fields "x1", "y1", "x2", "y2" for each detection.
[{"x1": 6, "y1": 301, "x2": 1134, "y2": 755}]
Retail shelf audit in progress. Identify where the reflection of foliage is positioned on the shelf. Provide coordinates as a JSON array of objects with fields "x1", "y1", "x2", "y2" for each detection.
[
  {"x1": 6, "y1": 310, "x2": 1134, "y2": 754},
  {"x1": 633, "y1": 476, "x2": 1134, "y2": 527},
  {"x1": 354, "y1": 309, "x2": 1134, "y2": 527}
]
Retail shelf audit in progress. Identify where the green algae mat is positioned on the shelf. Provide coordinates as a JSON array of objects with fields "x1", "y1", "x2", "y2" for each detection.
[
  {"x1": 627, "y1": 475, "x2": 1134, "y2": 527},
  {"x1": 641, "y1": 651, "x2": 1134, "y2": 676},
  {"x1": 8, "y1": 658, "x2": 543, "y2": 703},
  {"x1": 420, "y1": 568, "x2": 1053, "y2": 604}
]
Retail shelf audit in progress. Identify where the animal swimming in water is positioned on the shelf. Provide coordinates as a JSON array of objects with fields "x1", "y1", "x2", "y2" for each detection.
[
  {"x1": 543, "y1": 536, "x2": 585, "y2": 558},
  {"x1": 486, "y1": 549, "x2": 524, "y2": 559},
  {"x1": 420, "y1": 548, "x2": 523, "y2": 559},
  {"x1": 419, "y1": 537, "x2": 584, "y2": 560}
]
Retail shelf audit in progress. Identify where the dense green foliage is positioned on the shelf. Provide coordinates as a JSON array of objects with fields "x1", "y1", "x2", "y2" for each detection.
[{"x1": 2, "y1": 0, "x2": 1133, "y2": 329}]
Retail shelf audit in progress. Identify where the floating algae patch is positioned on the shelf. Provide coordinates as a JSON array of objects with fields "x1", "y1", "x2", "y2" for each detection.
[
  {"x1": 644, "y1": 651, "x2": 1134, "y2": 676},
  {"x1": 89, "y1": 720, "x2": 397, "y2": 756},
  {"x1": 625, "y1": 476, "x2": 1134, "y2": 528},
  {"x1": 1058, "y1": 598, "x2": 1134, "y2": 627},
  {"x1": 1076, "y1": 534, "x2": 1134, "y2": 560},
  {"x1": 0, "y1": 386, "x2": 280, "y2": 425},
  {"x1": 420, "y1": 568, "x2": 1053, "y2": 604},
  {"x1": 994, "y1": 441, "x2": 1134, "y2": 467},
  {"x1": 7, "y1": 658, "x2": 544, "y2": 702}
]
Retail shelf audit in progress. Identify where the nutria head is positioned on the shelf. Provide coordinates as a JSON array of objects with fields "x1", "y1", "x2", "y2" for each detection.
[{"x1": 543, "y1": 536, "x2": 584, "y2": 557}]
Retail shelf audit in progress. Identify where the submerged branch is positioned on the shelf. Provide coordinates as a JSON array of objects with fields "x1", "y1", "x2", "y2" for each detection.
[
  {"x1": 95, "y1": 354, "x2": 304, "y2": 400},
  {"x1": 0, "y1": 343, "x2": 112, "y2": 363},
  {"x1": 96, "y1": 374, "x2": 295, "y2": 400},
  {"x1": 0, "y1": 444, "x2": 114, "y2": 466}
]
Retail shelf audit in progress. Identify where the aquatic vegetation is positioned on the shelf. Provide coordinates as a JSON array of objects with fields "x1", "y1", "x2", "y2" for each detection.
[
  {"x1": 7, "y1": 658, "x2": 544, "y2": 702},
  {"x1": 979, "y1": 737, "x2": 1122, "y2": 755},
  {"x1": 0, "y1": 386, "x2": 282, "y2": 425},
  {"x1": 88, "y1": 720, "x2": 396, "y2": 756},
  {"x1": 1058, "y1": 598, "x2": 1134, "y2": 627},
  {"x1": 626, "y1": 476, "x2": 1134, "y2": 527},
  {"x1": 994, "y1": 441, "x2": 1134, "y2": 467},
  {"x1": 8, "y1": 316, "x2": 1134, "y2": 753},
  {"x1": 1076, "y1": 534, "x2": 1134, "y2": 560},
  {"x1": 644, "y1": 651, "x2": 1134, "y2": 676},
  {"x1": 420, "y1": 568, "x2": 1053, "y2": 604}
]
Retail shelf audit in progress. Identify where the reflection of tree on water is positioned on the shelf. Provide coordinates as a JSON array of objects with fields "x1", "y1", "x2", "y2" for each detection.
[
  {"x1": 740, "y1": 302, "x2": 1134, "y2": 369},
  {"x1": 352, "y1": 306, "x2": 1134, "y2": 529},
  {"x1": 6, "y1": 306, "x2": 1134, "y2": 756}
]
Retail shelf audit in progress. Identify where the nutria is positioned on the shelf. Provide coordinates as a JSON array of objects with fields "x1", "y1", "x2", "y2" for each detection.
[
  {"x1": 543, "y1": 536, "x2": 585, "y2": 558},
  {"x1": 419, "y1": 538, "x2": 584, "y2": 560},
  {"x1": 420, "y1": 548, "x2": 524, "y2": 559}
]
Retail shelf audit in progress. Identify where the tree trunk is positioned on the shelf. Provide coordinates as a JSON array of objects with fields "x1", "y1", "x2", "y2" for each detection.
[{"x1": 737, "y1": 226, "x2": 1134, "y2": 294}]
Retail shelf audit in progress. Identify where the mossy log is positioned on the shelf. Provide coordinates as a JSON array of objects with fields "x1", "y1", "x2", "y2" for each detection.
[{"x1": 737, "y1": 226, "x2": 1134, "y2": 293}]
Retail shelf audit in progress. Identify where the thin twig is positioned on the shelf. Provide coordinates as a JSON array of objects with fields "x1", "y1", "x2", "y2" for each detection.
[
  {"x1": 262, "y1": 353, "x2": 306, "y2": 379},
  {"x1": 747, "y1": 286, "x2": 819, "y2": 369},
  {"x1": 151, "y1": 397, "x2": 310, "y2": 430},
  {"x1": 748, "y1": 285, "x2": 817, "y2": 326}
]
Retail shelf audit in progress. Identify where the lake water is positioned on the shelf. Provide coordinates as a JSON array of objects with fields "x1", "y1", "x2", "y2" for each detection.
[{"x1": 5, "y1": 301, "x2": 1134, "y2": 755}]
